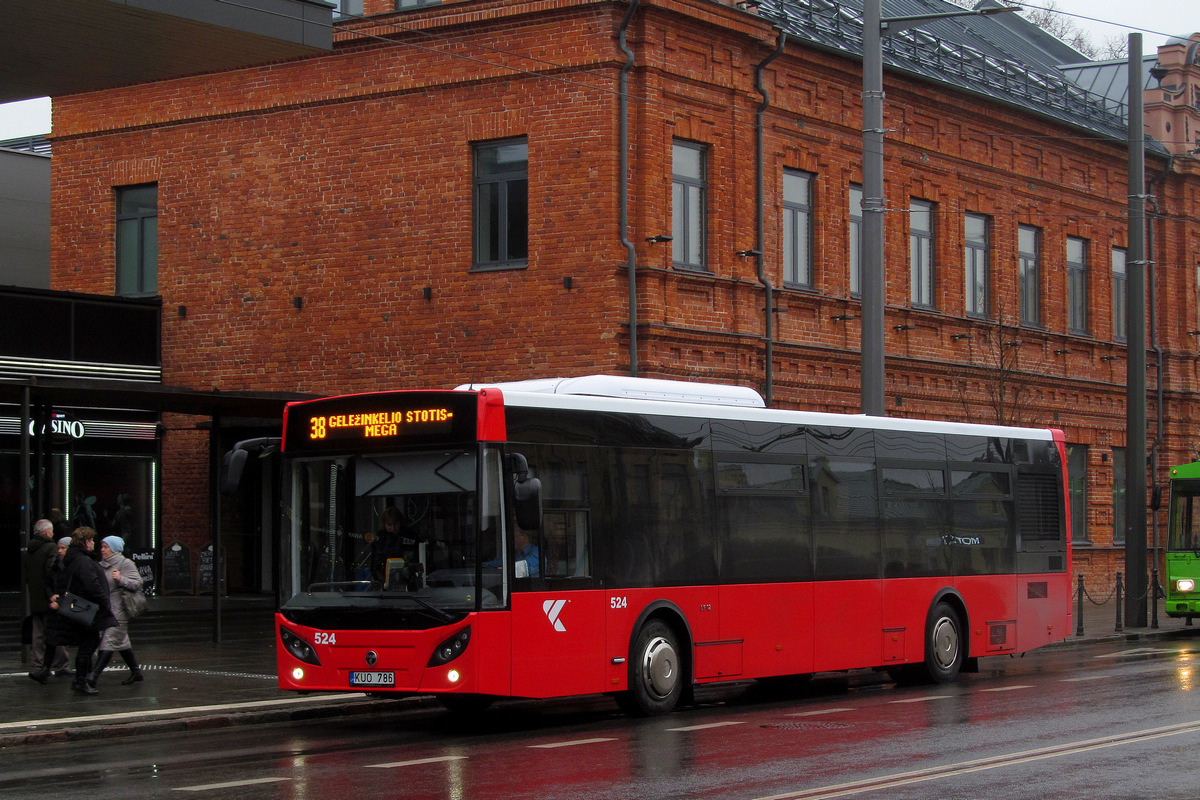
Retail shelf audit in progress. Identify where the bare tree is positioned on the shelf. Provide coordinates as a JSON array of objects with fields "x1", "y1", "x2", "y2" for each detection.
[
  {"x1": 942, "y1": 0, "x2": 1126, "y2": 60},
  {"x1": 953, "y1": 306, "x2": 1040, "y2": 427}
]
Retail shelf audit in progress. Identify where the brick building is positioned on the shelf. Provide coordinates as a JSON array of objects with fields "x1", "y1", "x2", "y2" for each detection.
[{"x1": 43, "y1": 0, "x2": 1200, "y2": 595}]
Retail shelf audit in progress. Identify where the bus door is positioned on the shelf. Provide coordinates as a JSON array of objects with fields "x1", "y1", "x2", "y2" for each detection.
[
  {"x1": 509, "y1": 510, "x2": 605, "y2": 697},
  {"x1": 810, "y1": 454, "x2": 882, "y2": 671}
]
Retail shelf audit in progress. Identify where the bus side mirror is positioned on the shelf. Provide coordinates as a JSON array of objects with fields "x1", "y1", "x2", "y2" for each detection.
[
  {"x1": 219, "y1": 437, "x2": 281, "y2": 495},
  {"x1": 220, "y1": 448, "x2": 248, "y2": 496},
  {"x1": 508, "y1": 453, "x2": 543, "y2": 531}
]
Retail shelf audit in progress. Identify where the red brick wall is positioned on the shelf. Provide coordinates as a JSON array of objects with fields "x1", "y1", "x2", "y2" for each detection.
[{"x1": 47, "y1": 0, "x2": 1200, "y2": 585}]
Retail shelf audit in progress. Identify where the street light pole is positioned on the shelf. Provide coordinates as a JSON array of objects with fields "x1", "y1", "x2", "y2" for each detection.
[{"x1": 859, "y1": 0, "x2": 1020, "y2": 417}]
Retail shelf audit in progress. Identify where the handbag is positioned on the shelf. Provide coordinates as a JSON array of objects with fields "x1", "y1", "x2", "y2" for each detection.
[
  {"x1": 122, "y1": 587, "x2": 148, "y2": 619},
  {"x1": 58, "y1": 591, "x2": 99, "y2": 627}
]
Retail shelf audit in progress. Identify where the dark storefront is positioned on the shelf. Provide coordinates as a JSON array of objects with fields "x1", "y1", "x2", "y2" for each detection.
[{"x1": 0, "y1": 287, "x2": 307, "y2": 597}]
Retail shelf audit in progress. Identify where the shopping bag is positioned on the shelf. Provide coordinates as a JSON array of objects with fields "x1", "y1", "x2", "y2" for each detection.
[{"x1": 57, "y1": 592, "x2": 99, "y2": 627}]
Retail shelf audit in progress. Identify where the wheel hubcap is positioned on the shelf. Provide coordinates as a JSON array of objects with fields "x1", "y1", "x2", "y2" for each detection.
[
  {"x1": 642, "y1": 636, "x2": 677, "y2": 698},
  {"x1": 931, "y1": 617, "x2": 959, "y2": 670}
]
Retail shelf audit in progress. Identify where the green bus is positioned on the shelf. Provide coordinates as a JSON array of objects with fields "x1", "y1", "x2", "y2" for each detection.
[{"x1": 1166, "y1": 461, "x2": 1200, "y2": 619}]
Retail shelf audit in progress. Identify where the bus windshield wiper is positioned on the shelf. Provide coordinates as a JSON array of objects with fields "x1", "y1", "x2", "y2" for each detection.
[{"x1": 394, "y1": 592, "x2": 455, "y2": 622}]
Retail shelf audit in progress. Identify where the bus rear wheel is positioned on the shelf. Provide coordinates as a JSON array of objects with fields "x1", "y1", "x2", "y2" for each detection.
[
  {"x1": 620, "y1": 619, "x2": 684, "y2": 716},
  {"x1": 923, "y1": 602, "x2": 964, "y2": 683}
]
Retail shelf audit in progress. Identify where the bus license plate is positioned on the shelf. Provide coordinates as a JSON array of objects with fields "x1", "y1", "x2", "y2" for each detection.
[{"x1": 349, "y1": 671, "x2": 395, "y2": 687}]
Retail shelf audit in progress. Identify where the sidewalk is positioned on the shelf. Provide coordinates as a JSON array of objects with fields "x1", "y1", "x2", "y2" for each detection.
[{"x1": 0, "y1": 593, "x2": 1195, "y2": 748}]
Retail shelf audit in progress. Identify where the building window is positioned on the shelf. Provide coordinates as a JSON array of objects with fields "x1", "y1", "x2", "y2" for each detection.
[
  {"x1": 1112, "y1": 247, "x2": 1128, "y2": 342},
  {"x1": 473, "y1": 138, "x2": 528, "y2": 270},
  {"x1": 1112, "y1": 446, "x2": 1126, "y2": 546},
  {"x1": 333, "y1": 0, "x2": 363, "y2": 18},
  {"x1": 1067, "y1": 236, "x2": 1089, "y2": 335},
  {"x1": 672, "y1": 140, "x2": 706, "y2": 271},
  {"x1": 1018, "y1": 224, "x2": 1041, "y2": 326},
  {"x1": 1067, "y1": 444, "x2": 1088, "y2": 545},
  {"x1": 397, "y1": 0, "x2": 438, "y2": 8},
  {"x1": 849, "y1": 185, "x2": 863, "y2": 297},
  {"x1": 782, "y1": 169, "x2": 813, "y2": 289},
  {"x1": 964, "y1": 213, "x2": 989, "y2": 318},
  {"x1": 115, "y1": 184, "x2": 158, "y2": 297},
  {"x1": 909, "y1": 199, "x2": 935, "y2": 308}
]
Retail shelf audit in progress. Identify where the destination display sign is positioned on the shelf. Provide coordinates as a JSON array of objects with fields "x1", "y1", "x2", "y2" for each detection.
[{"x1": 283, "y1": 392, "x2": 479, "y2": 453}]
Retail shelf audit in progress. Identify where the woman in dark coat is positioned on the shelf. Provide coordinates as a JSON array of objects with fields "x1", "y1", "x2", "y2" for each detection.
[{"x1": 45, "y1": 527, "x2": 118, "y2": 696}]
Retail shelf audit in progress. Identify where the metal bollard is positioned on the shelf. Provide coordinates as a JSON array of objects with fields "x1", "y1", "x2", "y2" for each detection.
[
  {"x1": 1115, "y1": 571, "x2": 1123, "y2": 633},
  {"x1": 1076, "y1": 573, "x2": 1085, "y2": 637},
  {"x1": 1152, "y1": 569, "x2": 1159, "y2": 629}
]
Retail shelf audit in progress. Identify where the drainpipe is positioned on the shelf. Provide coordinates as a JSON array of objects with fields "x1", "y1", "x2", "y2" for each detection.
[
  {"x1": 754, "y1": 28, "x2": 787, "y2": 407},
  {"x1": 619, "y1": 0, "x2": 641, "y2": 377},
  {"x1": 1147, "y1": 153, "x2": 1173, "y2": 567}
]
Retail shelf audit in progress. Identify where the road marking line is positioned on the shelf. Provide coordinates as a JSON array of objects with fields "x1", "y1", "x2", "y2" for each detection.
[
  {"x1": 368, "y1": 756, "x2": 469, "y2": 769},
  {"x1": 0, "y1": 693, "x2": 370, "y2": 732},
  {"x1": 529, "y1": 738, "x2": 617, "y2": 749},
  {"x1": 667, "y1": 721, "x2": 747, "y2": 732},
  {"x1": 888, "y1": 695, "x2": 955, "y2": 704},
  {"x1": 1095, "y1": 647, "x2": 1179, "y2": 659},
  {"x1": 749, "y1": 719, "x2": 1200, "y2": 800},
  {"x1": 979, "y1": 685, "x2": 1034, "y2": 692},
  {"x1": 174, "y1": 777, "x2": 291, "y2": 792},
  {"x1": 787, "y1": 708, "x2": 853, "y2": 717}
]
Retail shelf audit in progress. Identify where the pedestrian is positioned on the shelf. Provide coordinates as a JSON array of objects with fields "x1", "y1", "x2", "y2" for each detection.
[
  {"x1": 88, "y1": 536, "x2": 145, "y2": 687},
  {"x1": 44, "y1": 527, "x2": 117, "y2": 696},
  {"x1": 48, "y1": 508, "x2": 71, "y2": 541},
  {"x1": 24, "y1": 519, "x2": 70, "y2": 683}
]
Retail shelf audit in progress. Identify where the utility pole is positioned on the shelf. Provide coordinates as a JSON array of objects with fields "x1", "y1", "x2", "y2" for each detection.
[
  {"x1": 859, "y1": 0, "x2": 1019, "y2": 417},
  {"x1": 1125, "y1": 33, "x2": 1148, "y2": 628},
  {"x1": 860, "y1": 0, "x2": 885, "y2": 416}
]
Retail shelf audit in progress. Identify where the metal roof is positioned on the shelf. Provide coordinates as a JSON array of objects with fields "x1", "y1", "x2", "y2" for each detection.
[
  {"x1": 1059, "y1": 54, "x2": 1162, "y2": 112},
  {"x1": 758, "y1": 0, "x2": 1167, "y2": 153}
]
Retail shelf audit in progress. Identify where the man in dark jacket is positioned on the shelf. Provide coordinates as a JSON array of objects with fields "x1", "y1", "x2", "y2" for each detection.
[
  {"x1": 45, "y1": 527, "x2": 117, "y2": 695},
  {"x1": 24, "y1": 519, "x2": 69, "y2": 683}
]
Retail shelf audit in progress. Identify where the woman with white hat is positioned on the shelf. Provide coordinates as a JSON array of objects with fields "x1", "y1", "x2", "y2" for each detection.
[{"x1": 88, "y1": 535, "x2": 145, "y2": 687}]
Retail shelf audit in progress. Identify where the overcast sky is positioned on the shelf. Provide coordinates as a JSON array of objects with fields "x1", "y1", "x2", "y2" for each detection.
[
  {"x1": 1047, "y1": 0, "x2": 1196, "y2": 51},
  {"x1": 0, "y1": 2, "x2": 1195, "y2": 140}
]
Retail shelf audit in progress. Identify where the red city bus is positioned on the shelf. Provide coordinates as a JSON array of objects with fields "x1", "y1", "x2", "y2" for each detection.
[{"x1": 238, "y1": 376, "x2": 1071, "y2": 715}]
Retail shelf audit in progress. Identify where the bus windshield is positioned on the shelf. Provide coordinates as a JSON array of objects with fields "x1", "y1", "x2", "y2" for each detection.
[
  {"x1": 279, "y1": 446, "x2": 508, "y2": 618},
  {"x1": 1169, "y1": 479, "x2": 1200, "y2": 551}
]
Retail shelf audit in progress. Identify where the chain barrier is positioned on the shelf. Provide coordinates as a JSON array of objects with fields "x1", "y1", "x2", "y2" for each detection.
[{"x1": 1073, "y1": 570, "x2": 1168, "y2": 637}]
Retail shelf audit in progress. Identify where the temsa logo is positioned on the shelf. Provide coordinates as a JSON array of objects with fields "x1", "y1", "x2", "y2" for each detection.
[{"x1": 543, "y1": 599, "x2": 567, "y2": 632}]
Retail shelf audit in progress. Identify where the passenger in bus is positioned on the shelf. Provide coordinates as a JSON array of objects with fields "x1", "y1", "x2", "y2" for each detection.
[{"x1": 484, "y1": 527, "x2": 540, "y2": 578}]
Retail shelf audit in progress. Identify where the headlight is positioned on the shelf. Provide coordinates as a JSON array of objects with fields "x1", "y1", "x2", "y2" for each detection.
[
  {"x1": 280, "y1": 627, "x2": 321, "y2": 665},
  {"x1": 1177, "y1": 579, "x2": 1196, "y2": 593},
  {"x1": 428, "y1": 626, "x2": 471, "y2": 667}
]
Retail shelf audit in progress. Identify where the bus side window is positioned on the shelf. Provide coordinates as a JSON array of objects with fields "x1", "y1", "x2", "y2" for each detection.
[{"x1": 541, "y1": 512, "x2": 591, "y2": 578}]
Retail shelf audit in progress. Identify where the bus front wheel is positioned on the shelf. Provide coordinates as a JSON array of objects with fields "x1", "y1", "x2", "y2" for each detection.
[
  {"x1": 923, "y1": 602, "x2": 964, "y2": 683},
  {"x1": 621, "y1": 619, "x2": 684, "y2": 716}
]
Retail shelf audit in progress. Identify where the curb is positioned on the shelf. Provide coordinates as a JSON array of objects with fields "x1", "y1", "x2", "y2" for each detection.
[{"x1": 0, "y1": 695, "x2": 437, "y2": 749}]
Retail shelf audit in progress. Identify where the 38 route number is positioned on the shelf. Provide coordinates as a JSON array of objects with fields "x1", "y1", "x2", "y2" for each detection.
[{"x1": 610, "y1": 596, "x2": 628, "y2": 609}]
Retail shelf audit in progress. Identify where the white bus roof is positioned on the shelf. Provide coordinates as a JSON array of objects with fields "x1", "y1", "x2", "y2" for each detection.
[
  {"x1": 455, "y1": 375, "x2": 1055, "y2": 441},
  {"x1": 455, "y1": 375, "x2": 765, "y2": 407}
]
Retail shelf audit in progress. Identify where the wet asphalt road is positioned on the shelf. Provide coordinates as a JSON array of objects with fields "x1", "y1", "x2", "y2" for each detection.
[{"x1": 3, "y1": 633, "x2": 1200, "y2": 799}]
